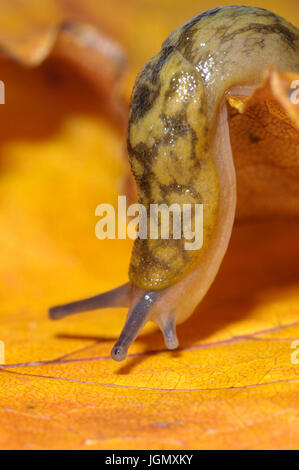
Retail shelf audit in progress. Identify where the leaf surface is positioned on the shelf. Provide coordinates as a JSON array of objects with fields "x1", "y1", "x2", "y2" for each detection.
[{"x1": 0, "y1": 0, "x2": 299, "y2": 450}]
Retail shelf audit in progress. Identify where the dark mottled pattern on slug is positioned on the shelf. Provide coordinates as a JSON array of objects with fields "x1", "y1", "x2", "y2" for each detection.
[
  {"x1": 127, "y1": 6, "x2": 299, "y2": 290},
  {"x1": 128, "y1": 48, "x2": 219, "y2": 289},
  {"x1": 163, "y1": 6, "x2": 299, "y2": 119}
]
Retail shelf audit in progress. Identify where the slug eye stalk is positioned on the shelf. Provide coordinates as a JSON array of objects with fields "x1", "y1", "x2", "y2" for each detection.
[
  {"x1": 49, "y1": 283, "x2": 131, "y2": 320},
  {"x1": 111, "y1": 290, "x2": 166, "y2": 361},
  {"x1": 49, "y1": 284, "x2": 178, "y2": 361}
]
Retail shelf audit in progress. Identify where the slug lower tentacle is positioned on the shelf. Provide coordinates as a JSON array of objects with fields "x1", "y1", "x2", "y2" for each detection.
[{"x1": 49, "y1": 6, "x2": 299, "y2": 360}]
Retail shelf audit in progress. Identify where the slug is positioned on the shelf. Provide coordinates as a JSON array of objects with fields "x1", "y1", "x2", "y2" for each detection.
[{"x1": 49, "y1": 6, "x2": 299, "y2": 361}]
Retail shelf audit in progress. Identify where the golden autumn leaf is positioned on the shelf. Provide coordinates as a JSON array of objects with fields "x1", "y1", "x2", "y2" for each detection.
[{"x1": 0, "y1": 0, "x2": 299, "y2": 450}]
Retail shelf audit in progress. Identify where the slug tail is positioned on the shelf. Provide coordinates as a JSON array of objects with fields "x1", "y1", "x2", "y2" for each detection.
[{"x1": 49, "y1": 283, "x2": 130, "y2": 320}]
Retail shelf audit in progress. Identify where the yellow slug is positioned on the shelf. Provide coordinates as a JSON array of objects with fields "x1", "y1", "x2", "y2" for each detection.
[{"x1": 49, "y1": 6, "x2": 299, "y2": 361}]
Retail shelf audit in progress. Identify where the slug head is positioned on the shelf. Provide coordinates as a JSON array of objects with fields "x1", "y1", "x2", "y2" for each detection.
[{"x1": 49, "y1": 283, "x2": 178, "y2": 361}]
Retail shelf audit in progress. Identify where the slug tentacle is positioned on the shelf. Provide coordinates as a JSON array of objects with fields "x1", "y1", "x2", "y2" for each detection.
[
  {"x1": 156, "y1": 311, "x2": 179, "y2": 350},
  {"x1": 111, "y1": 290, "x2": 162, "y2": 361},
  {"x1": 49, "y1": 283, "x2": 131, "y2": 320},
  {"x1": 49, "y1": 6, "x2": 299, "y2": 361}
]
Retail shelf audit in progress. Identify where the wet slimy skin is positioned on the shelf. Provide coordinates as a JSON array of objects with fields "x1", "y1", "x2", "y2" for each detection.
[{"x1": 49, "y1": 6, "x2": 299, "y2": 361}]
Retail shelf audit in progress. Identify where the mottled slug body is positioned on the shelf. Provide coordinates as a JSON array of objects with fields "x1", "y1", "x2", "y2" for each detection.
[
  {"x1": 128, "y1": 48, "x2": 219, "y2": 290},
  {"x1": 49, "y1": 6, "x2": 299, "y2": 361}
]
